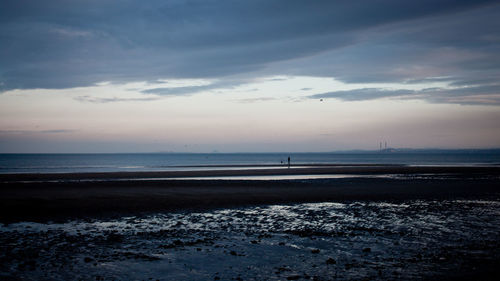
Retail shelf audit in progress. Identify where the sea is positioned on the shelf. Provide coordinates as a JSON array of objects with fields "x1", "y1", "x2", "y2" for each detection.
[{"x1": 1, "y1": 151, "x2": 500, "y2": 174}]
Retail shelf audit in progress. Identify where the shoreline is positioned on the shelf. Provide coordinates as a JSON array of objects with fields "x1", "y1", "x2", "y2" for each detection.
[
  {"x1": 1, "y1": 165, "x2": 499, "y2": 223},
  {"x1": 2, "y1": 164, "x2": 500, "y2": 182}
]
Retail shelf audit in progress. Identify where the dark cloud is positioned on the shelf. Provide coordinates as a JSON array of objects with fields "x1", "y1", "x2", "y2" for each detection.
[
  {"x1": 263, "y1": 3, "x2": 500, "y2": 91},
  {"x1": 1, "y1": 0, "x2": 499, "y2": 106}
]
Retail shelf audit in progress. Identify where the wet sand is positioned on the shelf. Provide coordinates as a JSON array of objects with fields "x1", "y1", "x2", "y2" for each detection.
[
  {"x1": 1, "y1": 165, "x2": 499, "y2": 223},
  {"x1": 1, "y1": 164, "x2": 499, "y2": 181},
  {"x1": 2, "y1": 166, "x2": 500, "y2": 280},
  {"x1": 2, "y1": 199, "x2": 500, "y2": 280}
]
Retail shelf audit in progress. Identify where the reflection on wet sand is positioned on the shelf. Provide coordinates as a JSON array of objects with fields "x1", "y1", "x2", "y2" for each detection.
[{"x1": 2, "y1": 199, "x2": 500, "y2": 280}]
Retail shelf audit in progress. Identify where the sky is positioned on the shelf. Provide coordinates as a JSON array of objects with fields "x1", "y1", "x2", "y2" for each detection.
[{"x1": 1, "y1": 0, "x2": 500, "y2": 153}]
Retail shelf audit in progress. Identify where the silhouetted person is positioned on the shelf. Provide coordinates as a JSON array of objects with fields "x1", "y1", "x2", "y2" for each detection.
[{"x1": 288, "y1": 156, "x2": 290, "y2": 168}]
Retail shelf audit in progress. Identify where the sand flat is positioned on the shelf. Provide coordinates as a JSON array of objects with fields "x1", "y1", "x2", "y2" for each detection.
[{"x1": 1, "y1": 165, "x2": 499, "y2": 223}]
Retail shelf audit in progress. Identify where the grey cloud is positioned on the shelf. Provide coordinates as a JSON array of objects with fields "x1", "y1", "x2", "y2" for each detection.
[
  {"x1": 74, "y1": 96, "x2": 160, "y2": 103},
  {"x1": 310, "y1": 88, "x2": 416, "y2": 101},
  {"x1": 423, "y1": 85, "x2": 500, "y2": 105},
  {"x1": 40, "y1": 129, "x2": 76, "y2": 134},
  {"x1": 425, "y1": 84, "x2": 500, "y2": 96},
  {"x1": 142, "y1": 85, "x2": 216, "y2": 96},
  {"x1": 449, "y1": 77, "x2": 500, "y2": 87},
  {"x1": 267, "y1": 78, "x2": 288, "y2": 81},
  {"x1": 262, "y1": 3, "x2": 500, "y2": 94},
  {"x1": 232, "y1": 97, "x2": 277, "y2": 103},
  {"x1": 1, "y1": 0, "x2": 498, "y2": 94},
  {"x1": 403, "y1": 77, "x2": 456, "y2": 84},
  {"x1": 141, "y1": 80, "x2": 245, "y2": 96},
  {"x1": 310, "y1": 84, "x2": 500, "y2": 105},
  {"x1": 0, "y1": 129, "x2": 76, "y2": 134}
]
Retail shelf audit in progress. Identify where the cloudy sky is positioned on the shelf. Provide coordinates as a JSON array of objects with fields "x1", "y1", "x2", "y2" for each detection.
[{"x1": 1, "y1": 0, "x2": 500, "y2": 152}]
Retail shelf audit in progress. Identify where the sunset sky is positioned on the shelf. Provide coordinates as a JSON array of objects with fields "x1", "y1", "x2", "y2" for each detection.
[{"x1": 1, "y1": 0, "x2": 500, "y2": 153}]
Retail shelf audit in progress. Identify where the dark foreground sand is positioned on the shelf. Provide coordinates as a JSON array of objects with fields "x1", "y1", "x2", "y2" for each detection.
[{"x1": 1, "y1": 165, "x2": 499, "y2": 223}]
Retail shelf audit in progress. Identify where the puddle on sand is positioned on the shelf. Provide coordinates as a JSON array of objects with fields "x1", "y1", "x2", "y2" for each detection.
[{"x1": 1, "y1": 199, "x2": 500, "y2": 280}]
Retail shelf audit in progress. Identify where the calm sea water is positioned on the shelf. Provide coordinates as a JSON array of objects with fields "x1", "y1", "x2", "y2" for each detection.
[{"x1": 1, "y1": 152, "x2": 500, "y2": 174}]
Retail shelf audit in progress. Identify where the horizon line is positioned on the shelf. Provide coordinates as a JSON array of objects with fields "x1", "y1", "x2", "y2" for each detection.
[{"x1": 2, "y1": 148, "x2": 500, "y2": 155}]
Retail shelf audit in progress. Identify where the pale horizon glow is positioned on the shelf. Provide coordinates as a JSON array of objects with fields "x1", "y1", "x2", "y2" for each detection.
[{"x1": 1, "y1": 76, "x2": 499, "y2": 153}]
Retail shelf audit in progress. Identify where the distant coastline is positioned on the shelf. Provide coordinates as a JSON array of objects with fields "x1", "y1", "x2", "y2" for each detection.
[{"x1": 2, "y1": 148, "x2": 500, "y2": 154}]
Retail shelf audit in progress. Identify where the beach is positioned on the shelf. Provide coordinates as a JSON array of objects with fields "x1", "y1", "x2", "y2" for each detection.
[
  {"x1": 1, "y1": 165, "x2": 500, "y2": 280},
  {"x1": 1, "y1": 165, "x2": 499, "y2": 223}
]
